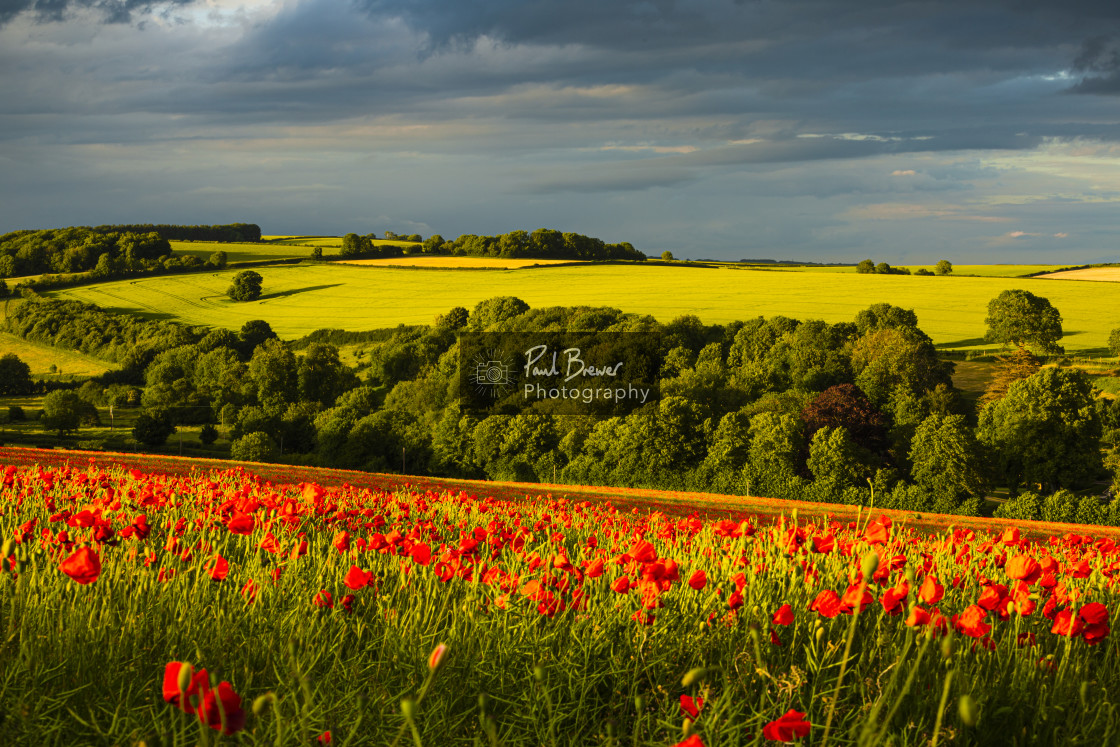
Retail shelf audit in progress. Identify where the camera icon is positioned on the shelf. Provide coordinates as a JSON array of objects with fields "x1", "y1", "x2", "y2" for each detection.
[{"x1": 476, "y1": 360, "x2": 511, "y2": 386}]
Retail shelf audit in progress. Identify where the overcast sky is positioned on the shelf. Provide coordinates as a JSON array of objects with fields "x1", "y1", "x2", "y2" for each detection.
[{"x1": 2, "y1": 0, "x2": 1119, "y2": 262}]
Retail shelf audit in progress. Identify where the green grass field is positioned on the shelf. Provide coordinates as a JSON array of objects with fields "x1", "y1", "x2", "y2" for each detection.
[
  {"x1": 172, "y1": 237, "x2": 422, "y2": 263},
  {"x1": 45, "y1": 263, "x2": 1120, "y2": 353},
  {"x1": 169, "y1": 241, "x2": 312, "y2": 263}
]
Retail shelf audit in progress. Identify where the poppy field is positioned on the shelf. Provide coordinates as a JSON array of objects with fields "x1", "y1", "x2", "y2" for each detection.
[{"x1": 3, "y1": 460, "x2": 1120, "y2": 746}]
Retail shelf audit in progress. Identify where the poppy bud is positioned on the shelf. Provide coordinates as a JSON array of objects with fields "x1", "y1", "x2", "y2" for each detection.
[
  {"x1": 958, "y1": 695, "x2": 977, "y2": 727},
  {"x1": 533, "y1": 666, "x2": 545, "y2": 683},
  {"x1": 1, "y1": 538, "x2": 13, "y2": 558},
  {"x1": 428, "y1": 643, "x2": 448, "y2": 671},
  {"x1": 634, "y1": 695, "x2": 645, "y2": 712},
  {"x1": 177, "y1": 662, "x2": 193, "y2": 697},
  {"x1": 401, "y1": 698, "x2": 416, "y2": 720},
  {"x1": 941, "y1": 634, "x2": 954, "y2": 660},
  {"x1": 860, "y1": 551, "x2": 880, "y2": 582},
  {"x1": 681, "y1": 667, "x2": 706, "y2": 688},
  {"x1": 252, "y1": 692, "x2": 275, "y2": 716},
  {"x1": 478, "y1": 694, "x2": 489, "y2": 711},
  {"x1": 815, "y1": 627, "x2": 825, "y2": 644},
  {"x1": 904, "y1": 567, "x2": 916, "y2": 587}
]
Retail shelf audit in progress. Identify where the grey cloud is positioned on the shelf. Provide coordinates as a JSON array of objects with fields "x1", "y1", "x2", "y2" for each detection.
[
  {"x1": 0, "y1": 0, "x2": 196, "y2": 25},
  {"x1": 1068, "y1": 36, "x2": 1120, "y2": 93}
]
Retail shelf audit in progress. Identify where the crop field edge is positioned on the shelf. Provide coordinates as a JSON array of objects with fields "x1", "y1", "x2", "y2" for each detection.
[{"x1": 2, "y1": 445, "x2": 1114, "y2": 541}]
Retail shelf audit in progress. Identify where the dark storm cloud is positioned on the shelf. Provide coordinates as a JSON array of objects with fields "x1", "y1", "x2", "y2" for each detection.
[
  {"x1": 0, "y1": 0, "x2": 196, "y2": 25},
  {"x1": 1068, "y1": 36, "x2": 1120, "y2": 93}
]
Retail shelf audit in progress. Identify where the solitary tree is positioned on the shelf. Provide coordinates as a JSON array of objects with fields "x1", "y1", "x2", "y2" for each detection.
[
  {"x1": 41, "y1": 391, "x2": 84, "y2": 438},
  {"x1": 227, "y1": 270, "x2": 263, "y2": 302},
  {"x1": 984, "y1": 289, "x2": 1063, "y2": 354},
  {"x1": 133, "y1": 410, "x2": 175, "y2": 446},
  {"x1": 0, "y1": 353, "x2": 32, "y2": 395},
  {"x1": 661, "y1": 250, "x2": 675, "y2": 261},
  {"x1": 856, "y1": 259, "x2": 875, "y2": 274},
  {"x1": 934, "y1": 259, "x2": 953, "y2": 276}
]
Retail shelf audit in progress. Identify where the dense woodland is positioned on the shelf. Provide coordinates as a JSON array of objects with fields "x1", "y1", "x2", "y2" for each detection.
[
  {"x1": 89, "y1": 223, "x2": 261, "y2": 242},
  {"x1": 6, "y1": 293, "x2": 1120, "y2": 526},
  {"x1": 0, "y1": 224, "x2": 251, "y2": 278}
]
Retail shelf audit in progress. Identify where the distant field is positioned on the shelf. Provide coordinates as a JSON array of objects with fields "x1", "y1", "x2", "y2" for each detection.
[
  {"x1": 0, "y1": 331, "x2": 115, "y2": 378},
  {"x1": 47, "y1": 263, "x2": 1120, "y2": 353},
  {"x1": 339, "y1": 257, "x2": 576, "y2": 268},
  {"x1": 747, "y1": 264, "x2": 1067, "y2": 277},
  {"x1": 170, "y1": 241, "x2": 310, "y2": 263},
  {"x1": 1038, "y1": 267, "x2": 1120, "y2": 282},
  {"x1": 172, "y1": 237, "x2": 420, "y2": 263}
]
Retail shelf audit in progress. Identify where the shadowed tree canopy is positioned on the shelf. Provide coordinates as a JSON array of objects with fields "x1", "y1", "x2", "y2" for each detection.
[
  {"x1": 799, "y1": 383, "x2": 887, "y2": 456},
  {"x1": 984, "y1": 289, "x2": 1063, "y2": 354}
]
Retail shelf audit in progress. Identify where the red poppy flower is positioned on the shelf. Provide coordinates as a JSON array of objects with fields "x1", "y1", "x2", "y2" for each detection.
[
  {"x1": 226, "y1": 512, "x2": 255, "y2": 535},
  {"x1": 672, "y1": 735, "x2": 705, "y2": 747},
  {"x1": 240, "y1": 579, "x2": 258, "y2": 603},
  {"x1": 1005, "y1": 555, "x2": 1042, "y2": 584},
  {"x1": 772, "y1": 603, "x2": 794, "y2": 626},
  {"x1": 332, "y1": 531, "x2": 350, "y2": 553},
  {"x1": 680, "y1": 694, "x2": 704, "y2": 719},
  {"x1": 811, "y1": 534, "x2": 836, "y2": 553},
  {"x1": 344, "y1": 565, "x2": 373, "y2": 590},
  {"x1": 60, "y1": 547, "x2": 101, "y2": 584},
  {"x1": 688, "y1": 569, "x2": 707, "y2": 591},
  {"x1": 762, "y1": 709, "x2": 811, "y2": 741},
  {"x1": 585, "y1": 557, "x2": 605, "y2": 578},
  {"x1": 1051, "y1": 609, "x2": 1085, "y2": 638},
  {"x1": 411, "y1": 543, "x2": 432, "y2": 566},
  {"x1": 313, "y1": 590, "x2": 333, "y2": 609},
  {"x1": 809, "y1": 589, "x2": 841, "y2": 619},
  {"x1": 956, "y1": 605, "x2": 991, "y2": 638},
  {"x1": 163, "y1": 661, "x2": 208, "y2": 712},
  {"x1": 195, "y1": 681, "x2": 246, "y2": 735},
  {"x1": 918, "y1": 575, "x2": 944, "y2": 605},
  {"x1": 208, "y1": 555, "x2": 230, "y2": 581},
  {"x1": 1079, "y1": 602, "x2": 1109, "y2": 626},
  {"x1": 905, "y1": 605, "x2": 930, "y2": 627},
  {"x1": 611, "y1": 576, "x2": 631, "y2": 594},
  {"x1": 629, "y1": 539, "x2": 658, "y2": 563}
]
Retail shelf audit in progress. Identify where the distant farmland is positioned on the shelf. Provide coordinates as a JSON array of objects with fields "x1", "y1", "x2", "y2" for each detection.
[{"x1": 47, "y1": 262, "x2": 1120, "y2": 353}]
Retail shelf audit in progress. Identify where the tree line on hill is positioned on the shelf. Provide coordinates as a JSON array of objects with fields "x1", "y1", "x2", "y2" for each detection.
[
  {"x1": 0, "y1": 227, "x2": 236, "y2": 279},
  {"x1": 336, "y1": 228, "x2": 646, "y2": 262},
  {"x1": 90, "y1": 223, "x2": 261, "y2": 243},
  {"x1": 5, "y1": 289, "x2": 1120, "y2": 525}
]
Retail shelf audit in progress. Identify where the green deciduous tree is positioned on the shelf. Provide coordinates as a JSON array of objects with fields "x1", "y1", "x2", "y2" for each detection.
[
  {"x1": 661, "y1": 250, "x2": 675, "y2": 261},
  {"x1": 1109, "y1": 327, "x2": 1120, "y2": 357},
  {"x1": 978, "y1": 367, "x2": 1102, "y2": 496},
  {"x1": 909, "y1": 414, "x2": 987, "y2": 503},
  {"x1": 984, "y1": 289, "x2": 1064, "y2": 354},
  {"x1": 41, "y1": 390, "x2": 84, "y2": 437},
  {"x1": 935, "y1": 259, "x2": 952, "y2": 275},
  {"x1": 227, "y1": 270, "x2": 263, "y2": 302},
  {"x1": 133, "y1": 410, "x2": 175, "y2": 446},
  {"x1": 0, "y1": 353, "x2": 32, "y2": 395},
  {"x1": 856, "y1": 259, "x2": 875, "y2": 274},
  {"x1": 807, "y1": 425, "x2": 865, "y2": 489},
  {"x1": 231, "y1": 431, "x2": 278, "y2": 462}
]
